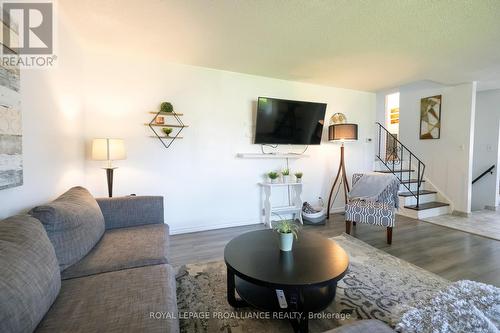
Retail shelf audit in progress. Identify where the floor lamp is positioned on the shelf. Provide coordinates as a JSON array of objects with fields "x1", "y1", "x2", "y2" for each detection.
[
  {"x1": 326, "y1": 123, "x2": 358, "y2": 219},
  {"x1": 91, "y1": 138, "x2": 127, "y2": 197}
]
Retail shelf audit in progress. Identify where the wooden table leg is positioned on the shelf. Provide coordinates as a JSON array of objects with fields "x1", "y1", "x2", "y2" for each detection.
[{"x1": 226, "y1": 268, "x2": 247, "y2": 308}]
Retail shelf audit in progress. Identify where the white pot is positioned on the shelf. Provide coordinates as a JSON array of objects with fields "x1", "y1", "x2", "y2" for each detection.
[
  {"x1": 296, "y1": 177, "x2": 302, "y2": 183},
  {"x1": 270, "y1": 178, "x2": 278, "y2": 184},
  {"x1": 283, "y1": 175, "x2": 291, "y2": 183},
  {"x1": 279, "y1": 232, "x2": 294, "y2": 251}
]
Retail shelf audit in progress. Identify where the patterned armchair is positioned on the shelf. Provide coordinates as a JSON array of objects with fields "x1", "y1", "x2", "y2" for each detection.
[{"x1": 345, "y1": 173, "x2": 399, "y2": 244}]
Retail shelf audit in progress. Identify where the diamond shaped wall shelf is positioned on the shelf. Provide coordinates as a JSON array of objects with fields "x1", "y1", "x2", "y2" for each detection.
[{"x1": 145, "y1": 110, "x2": 188, "y2": 149}]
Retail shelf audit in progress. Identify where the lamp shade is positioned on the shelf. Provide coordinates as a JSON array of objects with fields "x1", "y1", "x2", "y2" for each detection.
[
  {"x1": 91, "y1": 138, "x2": 126, "y2": 161},
  {"x1": 328, "y1": 124, "x2": 358, "y2": 142}
]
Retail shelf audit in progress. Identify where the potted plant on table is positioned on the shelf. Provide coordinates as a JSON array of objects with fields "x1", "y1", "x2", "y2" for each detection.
[
  {"x1": 267, "y1": 171, "x2": 279, "y2": 183},
  {"x1": 273, "y1": 219, "x2": 300, "y2": 251},
  {"x1": 295, "y1": 172, "x2": 303, "y2": 183},
  {"x1": 282, "y1": 168, "x2": 291, "y2": 183}
]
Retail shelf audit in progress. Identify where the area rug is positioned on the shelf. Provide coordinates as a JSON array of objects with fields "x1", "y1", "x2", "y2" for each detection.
[{"x1": 175, "y1": 233, "x2": 449, "y2": 333}]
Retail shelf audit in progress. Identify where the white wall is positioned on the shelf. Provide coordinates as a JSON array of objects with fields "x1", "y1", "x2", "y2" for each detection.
[
  {"x1": 81, "y1": 52, "x2": 375, "y2": 234},
  {"x1": 0, "y1": 15, "x2": 85, "y2": 219},
  {"x1": 399, "y1": 81, "x2": 476, "y2": 213},
  {"x1": 471, "y1": 89, "x2": 500, "y2": 210}
]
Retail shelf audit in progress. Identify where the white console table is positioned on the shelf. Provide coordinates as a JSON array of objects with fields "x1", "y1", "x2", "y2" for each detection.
[{"x1": 258, "y1": 182, "x2": 303, "y2": 228}]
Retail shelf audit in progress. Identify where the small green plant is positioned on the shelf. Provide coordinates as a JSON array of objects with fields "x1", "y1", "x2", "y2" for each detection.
[
  {"x1": 273, "y1": 219, "x2": 300, "y2": 239},
  {"x1": 282, "y1": 168, "x2": 290, "y2": 176},
  {"x1": 162, "y1": 127, "x2": 173, "y2": 136},
  {"x1": 295, "y1": 172, "x2": 303, "y2": 179},
  {"x1": 267, "y1": 171, "x2": 279, "y2": 180},
  {"x1": 160, "y1": 102, "x2": 174, "y2": 113}
]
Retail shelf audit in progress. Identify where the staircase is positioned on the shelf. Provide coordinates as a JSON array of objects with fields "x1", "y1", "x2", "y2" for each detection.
[{"x1": 375, "y1": 122, "x2": 450, "y2": 219}]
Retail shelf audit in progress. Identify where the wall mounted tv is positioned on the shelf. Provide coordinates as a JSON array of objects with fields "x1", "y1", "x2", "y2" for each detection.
[{"x1": 254, "y1": 97, "x2": 327, "y2": 145}]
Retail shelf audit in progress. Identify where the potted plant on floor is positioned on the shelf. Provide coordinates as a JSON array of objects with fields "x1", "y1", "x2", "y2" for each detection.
[
  {"x1": 282, "y1": 168, "x2": 291, "y2": 183},
  {"x1": 273, "y1": 219, "x2": 300, "y2": 251},
  {"x1": 295, "y1": 172, "x2": 303, "y2": 183},
  {"x1": 267, "y1": 171, "x2": 279, "y2": 183}
]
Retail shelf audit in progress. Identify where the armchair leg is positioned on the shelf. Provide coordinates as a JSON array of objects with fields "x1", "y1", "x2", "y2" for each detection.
[
  {"x1": 345, "y1": 221, "x2": 352, "y2": 234},
  {"x1": 387, "y1": 227, "x2": 393, "y2": 244}
]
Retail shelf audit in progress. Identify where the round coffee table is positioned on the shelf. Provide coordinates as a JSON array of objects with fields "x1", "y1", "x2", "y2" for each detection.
[{"x1": 224, "y1": 230, "x2": 349, "y2": 333}]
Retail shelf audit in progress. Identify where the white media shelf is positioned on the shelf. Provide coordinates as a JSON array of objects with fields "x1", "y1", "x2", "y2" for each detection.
[
  {"x1": 237, "y1": 153, "x2": 308, "y2": 159},
  {"x1": 258, "y1": 182, "x2": 303, "y2": 227}
]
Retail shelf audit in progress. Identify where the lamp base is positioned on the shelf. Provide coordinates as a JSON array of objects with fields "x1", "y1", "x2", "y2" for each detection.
[
  {"x1": 326, "y1": 144, "x2": 350, "y2": 219},
  {"x1": 103, "y1": 167, "x2": 117, "y2": 198}
]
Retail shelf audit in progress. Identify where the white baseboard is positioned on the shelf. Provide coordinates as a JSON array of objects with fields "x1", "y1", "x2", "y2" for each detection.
[{"x1": 170, "y1": 219, "x2": 262, "y2": 235}]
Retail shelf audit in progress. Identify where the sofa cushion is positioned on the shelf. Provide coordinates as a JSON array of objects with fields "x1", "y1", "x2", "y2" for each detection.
[
  {"x1": 61, "y1": 224, "x2": 170, "y2": 280},
  {"x1": 0, "y1": 215, "x2": 61, "y2": 333},
  {"x1": 29, "y1": 186, "x2": 105, "y2": 271},
  {"x1": 36, "y1": 264, "x2": 179, "y2": 333}
]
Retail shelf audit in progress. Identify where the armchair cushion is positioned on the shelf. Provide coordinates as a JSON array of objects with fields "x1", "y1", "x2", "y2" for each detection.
[{"x1": 345, "y1": 200, "x2": 395, "y2": 227}]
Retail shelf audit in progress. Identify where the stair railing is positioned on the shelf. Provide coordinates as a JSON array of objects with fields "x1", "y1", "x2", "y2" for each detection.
[
  {"x1": 472, "y1": 165, "x2": 495, "y2": 184},
  {"x1": 375, "y1": 122, "x2": 426, "y2": 208}
]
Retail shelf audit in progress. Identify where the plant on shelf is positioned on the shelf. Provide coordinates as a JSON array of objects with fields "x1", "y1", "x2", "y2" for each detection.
[
  {"x1": 160, "y1": 102, "x2": 174, "y2": 113},
  {"x1": 295, "y1": 172, "x2": 303, "y2": 183},
  {"x1": 162, "y1": 127, "x2": 173, "y2": 137},
  {"x1": 282, "y1": 168, "x2": 291, "y2": 183},
  {"x1": 267, "y1": 171, "x2": 279, "y2": 184},
  {"x1": 272, "y1": 218, "x2": 301, "y2": 251}
]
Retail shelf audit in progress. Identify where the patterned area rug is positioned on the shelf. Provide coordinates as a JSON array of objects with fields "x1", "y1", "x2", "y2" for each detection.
[{"x1": 175, "y1": 234, "x2": 449, "y2": 333}]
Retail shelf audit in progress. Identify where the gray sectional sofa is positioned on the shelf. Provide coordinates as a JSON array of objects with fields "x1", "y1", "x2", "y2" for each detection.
[{"x1": 0, "y1": 187, "x2": 179, "y2": 333}]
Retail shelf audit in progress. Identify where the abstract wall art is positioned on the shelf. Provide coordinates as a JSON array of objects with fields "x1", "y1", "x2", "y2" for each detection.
[
  {"x1": 0, "y1": 63, "x2": 22, "y2": 190},
  {"x1": 420, "y1": 95, "x2": 442, "y2": 140}
]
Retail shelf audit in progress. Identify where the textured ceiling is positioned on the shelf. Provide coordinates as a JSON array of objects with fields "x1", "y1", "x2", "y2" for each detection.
[{"x1": 61, "y1": 0, "x2": 500, "y2": 92}]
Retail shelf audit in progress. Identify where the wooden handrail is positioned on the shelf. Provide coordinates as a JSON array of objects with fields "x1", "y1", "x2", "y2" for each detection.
[{"x1": 472, "y1": 165, "x2": 495, "y2": 184}]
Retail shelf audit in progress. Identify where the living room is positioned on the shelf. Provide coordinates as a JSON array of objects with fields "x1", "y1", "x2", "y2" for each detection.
[{"x1": 1, "y1": 1, "x2": 499, "y2": 333}]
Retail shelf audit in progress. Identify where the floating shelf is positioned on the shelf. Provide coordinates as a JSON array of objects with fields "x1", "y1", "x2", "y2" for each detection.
[
  {"x1": 258, "y1": 182, "x2": 303, "y2": 186},
  {"x1": 237, "y1": 153, "x2": 308, "y2": 159},
  {"x1": 146, "y1": 123, "x2": 189, "y2": 128},
  {"x1": 149, "y1": 112, "x2": 184, "y2": 116},
  {"x1": 146, "y1": 109, "x2": 187, "y2": 149}
]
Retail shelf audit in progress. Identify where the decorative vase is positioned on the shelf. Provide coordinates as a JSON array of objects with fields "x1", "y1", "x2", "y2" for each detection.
[
  {"x1": 279, "y1": 232, "x2": 294, "y2": 251},
  {"x1": 296, "y1": 177, "x2": 302, "y2": 183},
  {"x1": 283, "y1": 175, "x2": 290, "y2": 183}
]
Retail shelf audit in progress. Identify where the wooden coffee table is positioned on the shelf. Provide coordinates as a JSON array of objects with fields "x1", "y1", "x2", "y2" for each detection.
[{"x1": 224, "y1": 230, "x2": 349, "y2": 333}]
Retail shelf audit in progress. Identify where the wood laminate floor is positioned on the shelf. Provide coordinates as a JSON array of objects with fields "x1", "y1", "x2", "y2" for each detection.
[{"x1": 170, "y1": 213, "x2": 500, "y2": 286}]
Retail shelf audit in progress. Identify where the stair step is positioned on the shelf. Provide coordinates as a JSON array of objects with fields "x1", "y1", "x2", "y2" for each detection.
[
  {"x1": 400, "y1": 179, "x2": 426, "y2": 184},
  {"x1": 398, "y1": 190, "x2": 437, "y2": 197},
  {"x1": 404, "y1": 201, "x2": 450, "y2": 210},
  {"x1": 375, "y1": 169, "x2": 414, "y2": 173}
]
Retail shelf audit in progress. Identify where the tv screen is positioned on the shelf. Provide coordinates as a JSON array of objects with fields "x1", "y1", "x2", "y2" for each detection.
[{"x1": 254, "y1": 97, "x2": 327, "y2": 145}]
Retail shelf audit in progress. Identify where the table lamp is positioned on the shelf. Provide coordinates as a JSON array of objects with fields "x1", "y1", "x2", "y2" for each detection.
[
  {"x1": 326, "y1": 115, "x2": 358, "y2": 219},
  {"x1": 91, "y1": 138, "x2": 126, "y2": 197}
]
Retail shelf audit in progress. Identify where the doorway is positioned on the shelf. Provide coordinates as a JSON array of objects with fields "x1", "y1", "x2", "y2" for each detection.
[{"x1": 385, "y1": 92, "x2": 400, "y2": 161}]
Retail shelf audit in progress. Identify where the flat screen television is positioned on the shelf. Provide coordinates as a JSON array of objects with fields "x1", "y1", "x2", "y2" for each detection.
[{"x1": 254, "y1": 97, "x2": 327, "y2": 145}]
